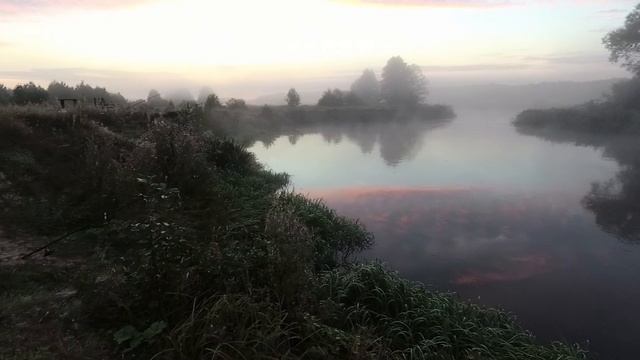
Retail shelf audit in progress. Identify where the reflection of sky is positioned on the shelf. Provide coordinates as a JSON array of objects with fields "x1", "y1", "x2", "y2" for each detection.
[
  {"x1": 249, "y1": 109, "x2": 639, "y2": 359},
  {"x1": 250, "y1": 110, "x2": 618, "y2": 194},
  {"x1": 311, "y1": 186, "x2": 640, "y2": 359}
]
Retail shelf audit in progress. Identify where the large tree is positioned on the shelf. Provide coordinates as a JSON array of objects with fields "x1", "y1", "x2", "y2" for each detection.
[
  {"x1": 603, "y1": 4, "x2": 640, "y2": 76},
  {"x1": 380, "y1": 56, "x2": 427, "y2": 107},
  {"x1": 351, "y1": 69, "x2": 380, "y2": 105}
]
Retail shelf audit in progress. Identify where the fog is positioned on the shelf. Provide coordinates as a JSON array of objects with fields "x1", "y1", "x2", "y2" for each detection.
[{"x1": 4, "y1": 1, "x2": 640, "y2": 359}]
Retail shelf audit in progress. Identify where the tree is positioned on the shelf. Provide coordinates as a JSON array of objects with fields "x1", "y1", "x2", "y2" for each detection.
[
  {"x1": 204, "y1": 93, "x2": 222, "y2": 113},
  {"x1": 47, "y1": 81, "x2": 75, "y2": 100},
  {"x1": 0, "y1": 84, "x2": 12, "y2": 105},
  {"x1": 380, "y1": 56, "x2": 427, "y2": 107},
  {"x1": 612, "y1": 78, "x2": 640, "y2": 110},
  {"x1": 12, "y1": 82, "x2": 48, "y2": 105},
  {"x1": 318, "y1": 89, "x2": 345, "y2": 107},
  {"x1": 351, "y1": 69, "x2": 380, "y2": 105},
  {"x1": 318, "y1": 89, "x2": 362, "y2": 107},
  {"x1": 226, "y1": 98, "x2": 247, "y2": 110},
  {"x1": 286, "y1": 88, "x2": 300, "y2": 107},
  {"x1": 603, "y1": 4, "x2": 640, "y2": 76},
  {"x1": 147, "y1": 89, "x2": 170, "y2": 109},
  {"x1": 197, "y1": 86, "x2": 214, "y2": 104}
]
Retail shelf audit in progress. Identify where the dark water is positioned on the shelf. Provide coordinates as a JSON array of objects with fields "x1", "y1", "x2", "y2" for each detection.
[{"x1": 249, "y1": 109, "x2": 640, "y2": 360}]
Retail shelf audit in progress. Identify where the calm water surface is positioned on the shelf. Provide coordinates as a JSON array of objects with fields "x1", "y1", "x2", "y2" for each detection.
[{"x1": 249, "y1": 109, "x2": 640, "y2": 360}]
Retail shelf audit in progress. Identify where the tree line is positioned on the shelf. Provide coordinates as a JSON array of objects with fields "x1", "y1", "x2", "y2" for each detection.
[
  {"x1": 0, "y1": 81, "x2": 127, "y2": 106},
  {"x1": 314, "y1": 56, "x2": 427, "y2": 108}
]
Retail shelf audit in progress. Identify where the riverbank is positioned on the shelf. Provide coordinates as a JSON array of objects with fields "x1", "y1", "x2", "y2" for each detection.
[{"x1": 1, "y1": 106, "x2": 586, "y2": 359}]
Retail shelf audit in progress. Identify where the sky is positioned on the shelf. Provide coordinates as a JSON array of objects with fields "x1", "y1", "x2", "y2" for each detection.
[{"x1": 0, "y1": 0, "x2": 637, "y2": 99}]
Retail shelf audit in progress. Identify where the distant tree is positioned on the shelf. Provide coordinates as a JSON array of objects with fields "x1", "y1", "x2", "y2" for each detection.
[
  {"x1": 611, "y1": 78, "x2": 640, "y2": 110},
  {"x1": 260, "y1": 104, "x2": 274, "y2": 119},
  {"x1": 0, "y1": 84, "x2": 12, "y2": 105},
  {"x1": 13, "y1": 82, "x2": 48, "y2": 105},
  {"x1": 226, "y1": 98, "x2": 247, "y2": 110},
  {"x1": 204, "y1": 93, "x2": 222, "y2": 113},
  {"x1": 604, "y1": 4, "x2": 640, "y2": 76},
  {"x1": 318, "y1": 89, "x2": 361, "y2": 107},
  {"x1": 343, "y1": 91, "x2": 363, "y2": 106},
  {"x1": 197, "y1": 86, "x2": 214, "y2": 104},
  {"x1": 286, "y1": 88, "x2": 300, "y2": 107},
  {"x1": 351, "y1": 69, "x2": 380, "y2": 105},
  {"x1": 380, "y1": 56, "x2": 427, "y2": 107},
  {"x1": 147, "y1": 89, "x2": 170, "y2": 109},
  {"x1": 148, "y1": 89, "x2": 161, "y2": 102},
  {"x1": 318, "y1": 89, "x2": 345, "y2": 106},
  {"x1": 47, "y1": 81, "x2": 75, "y2": 101}
]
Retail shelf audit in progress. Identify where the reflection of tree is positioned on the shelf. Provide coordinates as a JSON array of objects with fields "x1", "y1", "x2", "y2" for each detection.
[
  {"x1": 518, "y1": 126, "x2": 640, "y2": 243},
  {"x1": 311, "y1": 118, "x2": 445, "y2": 166},
  {"x1": 584, "y1": 169, "x2": 640, "y2": 242},
  {"x1": 377, "y1": 122, "x2": 427, "y2": 166},
  {"x1": 288, "y1": 134, "x2": 300, "y2": 145},
  {"x1": 582, "y1": 141, "x2": 640, "y2": 242}
]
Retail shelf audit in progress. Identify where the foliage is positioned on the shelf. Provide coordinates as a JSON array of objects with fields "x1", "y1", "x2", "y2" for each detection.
[
  {"x1": 603, "y1": 3, "x2": 640, "y2": 76},
  {"x1": 12, "y1": 82, "x2": 49, "y2": 105},
  {"x1": 611, "y1": 77, "x2": 640, "y2": 110},
  {"x1": 286, "y1": 88, "x2": 301, "y2": 107},
  {"x1": 0, "y1": 84, "x2": 12, "y2": 105},
  {"x1": 47, "y1": 80, "x2": 76, "y2": 100},
  {"x1": 204, "y1": 93, "x2": 222, "y2": 113},
  {"x1": 314, "y1": 264, "x2": 588, "y2": 359},
  {"x1": 148, "y1": 89, "x2": 171, "y2": 109},
  {"x1": 317, "y1": 89, "x2": 362, "y2": 107},
  {"x1": 380, "y1": 57, "x2": 428, "y2": 107},
  {"x1": 351, "y1": 69, "x2": 380, "y2": 105},
  {"x1": 226, "y1": 98, "x2": 248, "y2": 109}
]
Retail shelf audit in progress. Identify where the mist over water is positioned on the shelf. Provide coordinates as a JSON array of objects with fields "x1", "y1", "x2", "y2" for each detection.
[{"x1": 250, "y1": 107, "x2": 640, "y2": 359}]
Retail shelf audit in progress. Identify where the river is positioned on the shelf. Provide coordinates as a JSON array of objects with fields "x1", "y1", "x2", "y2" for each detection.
[{"x1": 249, "y1": 108, "x2": 640, "y2": 360}]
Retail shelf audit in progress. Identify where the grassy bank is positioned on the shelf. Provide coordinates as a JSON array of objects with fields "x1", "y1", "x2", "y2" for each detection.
[{"x1": 0, "y1": 106, "x2": 586, "y2": 359}]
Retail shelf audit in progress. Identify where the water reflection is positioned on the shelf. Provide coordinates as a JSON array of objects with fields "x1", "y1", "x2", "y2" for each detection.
[
  {"x1": 254, "y1": 118, "x2": 449, "y2": 166},
  {"x1": 517, "y1": 127, "x2": 640, "y2": 243},
  {"x1": 307, "y1": 186, "x2": 640, "y2": 359},
  {"x1": 250, "y1": 110, "x2": 639, "y2": 359}
]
